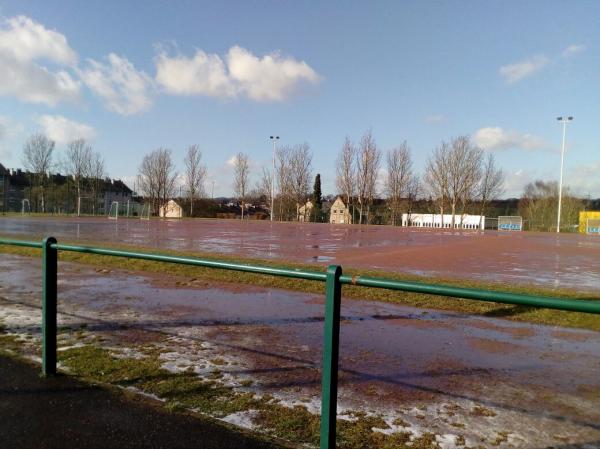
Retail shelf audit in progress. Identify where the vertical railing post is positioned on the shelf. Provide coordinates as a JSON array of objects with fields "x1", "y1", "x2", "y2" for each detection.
[
  {"x1": 42, "y1": 236, "x2": 57, "y2": 376},
  {"x1": 320, "y1": 265, "x2": 342, "y2": 449}
]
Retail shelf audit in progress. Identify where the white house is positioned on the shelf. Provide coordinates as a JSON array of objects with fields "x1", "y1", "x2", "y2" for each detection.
[
  {"x1": 329, "y1": 197, "x2": 352, "y2": 224},
  {"x1": 159, "y1": 200, "x2": 183, "y2": 218},
  {"x1": 297, "y1": 200, "x2": 314, "y2": 222}
]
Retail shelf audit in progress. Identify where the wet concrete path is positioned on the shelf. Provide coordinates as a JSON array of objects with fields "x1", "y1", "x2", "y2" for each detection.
[{"x1": 0, "y1": 255, "x2": 599, "y2": 448}]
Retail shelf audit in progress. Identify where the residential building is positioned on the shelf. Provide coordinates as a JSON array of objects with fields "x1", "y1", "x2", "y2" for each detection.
[{"x1": 329, "y1": 197, "x2": 352, "y2": 224}]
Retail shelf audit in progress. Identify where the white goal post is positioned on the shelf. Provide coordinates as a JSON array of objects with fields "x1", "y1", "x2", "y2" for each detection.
[
  {"x1": 498, "y1": 216, "x2": 523, "y2": 231},
  {"x1": 21, "y1": 199, "x2": 30, "y2": 215},
  {"x1": 587, "y1": 218, "x2": 600, "y2": 235},
  {"x1": 140, "y1": 203, "x2": 151, "y2": 220},
  {"x1": 108, "y1": 201, "x2": 119, "y2": 220}
]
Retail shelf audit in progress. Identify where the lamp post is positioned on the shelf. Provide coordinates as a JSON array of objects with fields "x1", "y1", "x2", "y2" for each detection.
[
  {"x1": 556, "y1": 116, "x2": 573, "y2": 233},
  {"x1": 269, "y1": 136, "x2": 279, "y2": 221}
]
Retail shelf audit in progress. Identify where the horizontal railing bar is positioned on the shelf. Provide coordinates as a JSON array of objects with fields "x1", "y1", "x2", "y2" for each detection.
[
  {"x1": 0, "y1": 238, "x2": 43, "y2": 249},
  {"x1": 341, "y1": 275, "x2": 600, "y2": 314},
  {"x1": 52, "y1": 243, "x2": 328, "y2": 282},
  {"x1": 1, "y1": 237, "x2": 599, "y2": 314}
]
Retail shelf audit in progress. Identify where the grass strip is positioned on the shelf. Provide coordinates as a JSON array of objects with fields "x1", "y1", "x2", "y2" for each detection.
[{"x1": 0, "y1": 236, "x2": 598, "y2": 331}]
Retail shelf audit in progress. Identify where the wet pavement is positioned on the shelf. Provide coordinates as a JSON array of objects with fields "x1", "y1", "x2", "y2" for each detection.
[
  {"x1": 1, "y1": 216, "x2": 599, "y2": 292},
  {"x1": 0, "y1": 255, "x2": 599, "y2": 448}
]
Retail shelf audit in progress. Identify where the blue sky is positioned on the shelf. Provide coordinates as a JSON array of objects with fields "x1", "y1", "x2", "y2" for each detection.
[{"x1": 0, "y1": 1, "x2": 598, "y2": 198}]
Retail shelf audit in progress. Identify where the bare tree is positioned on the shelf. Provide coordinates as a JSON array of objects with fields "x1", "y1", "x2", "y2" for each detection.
[
  {"x1": 424, "y1": 136, "x2": 483, "y2": 227},
  {"x1": 478, "y1": 153, "x2": 504, "y2": 227},
  {"x1": 66, "y1": 138, "x2": 93, "y2": 216},
  {"x1": 355, "y1": 130, "x2": 381, "y2": 224},
  {"x1": 385, "y1": 141, "x2": 412, "y2": 225},
  {"x1": 405, "y1": 175, "x2": 421, "y2": 224},
  {"x1": 184, "y1": 144, "x2": 207, "y2": 216},
  {"x1": 138, "y1": 148, "x2": 177, "y2": 215},
  {"x1": 336, "y1": 136, "x2": 356, "y2": 218},
  {"x1": 22, "y1": 134, "x2": 55, "y2": 213},
  {"x1": 257, "y1": 166, "x2": 273, "y2": 203},
  {"x1": 275, "y1": 146, "x2": 293, "y2": 220},
  {"x1": 89, "y1": 152, "x2": 105, "y2": 215},
  {"x1": 424, "y1": 141, "x2": 450, "y2": 224},
  {"x1": 446, "y1": 136, "x2": 483, "y2": 226},
  {"x1": 233, "y1": 152, "x2": 250, "y2": 219},
  {"x1": 289, "y1": 143, "x2": 312, "y2": 218}
]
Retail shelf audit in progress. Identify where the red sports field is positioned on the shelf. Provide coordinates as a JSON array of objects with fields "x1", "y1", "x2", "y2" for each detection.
[{"x1": 1, "y1": 216, "x2": 599, "y2": 291}]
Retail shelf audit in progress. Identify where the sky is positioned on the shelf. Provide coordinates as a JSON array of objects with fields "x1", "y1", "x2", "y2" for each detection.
[{"x1": 0, "y1": 0, "x2": 598, "y2": 198}]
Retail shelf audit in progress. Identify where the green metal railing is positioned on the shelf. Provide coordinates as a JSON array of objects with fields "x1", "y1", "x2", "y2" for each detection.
[{"x1": 1, "y1": 236, "x2": 599, "y2": 449}]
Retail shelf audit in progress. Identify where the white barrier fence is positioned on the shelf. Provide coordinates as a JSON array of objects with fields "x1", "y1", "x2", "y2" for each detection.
[{"x1": 401, "y1": 213, "x2": 484, "y2": 230}]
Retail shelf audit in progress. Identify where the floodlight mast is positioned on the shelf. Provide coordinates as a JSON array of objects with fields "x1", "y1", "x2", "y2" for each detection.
[
  {"x1": 270, "y1": 136, "x2": 279, "y2": 221},
  {"x1": 556, "y1": 116, "x2": 573, "y2": 233}
]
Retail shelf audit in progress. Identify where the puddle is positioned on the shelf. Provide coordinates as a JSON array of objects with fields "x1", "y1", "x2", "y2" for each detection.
[
  {"x1": 0, "y1": 254, "x2": 599, "y2": 447},
  {"x1": 1, "y1": 217, "x2": 599, "y2": 291}
]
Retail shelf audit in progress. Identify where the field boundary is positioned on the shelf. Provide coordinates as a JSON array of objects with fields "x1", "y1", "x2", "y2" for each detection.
[{"x1": 1, "y1": 236, "x2": 600, "y2": 449}]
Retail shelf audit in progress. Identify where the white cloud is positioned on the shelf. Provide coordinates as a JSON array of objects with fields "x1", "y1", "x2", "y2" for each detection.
[
  {"x1": 0, "y1": 117, "x2": 10, "y2": 159},
  {"x1": 503, "y1": 169, "x2": 535, "y2": 198},
  {"x1": 226, "y1": 155, "x2": 238, "y2": 167},
  {"x1": 0, "y1": 15, "x2": 77, "y2": 65},
  {"x1": 561, "y1": 44, "x2": 585, "y2": 58},
  {"x1": 0, "y1": 16, "x2": 80, "y2": 106},
  {"x1": 38, "y1": 115, "x2": 96, "y2": 145},
  {"x1": 0, "y1": 56, "x2": 80, "y2": 105},
  {"x1": 155, "y1": 45, "x2": 320, "y2": 101},
  {"x1": 566, "y1": 162, "x2": 600, "y2": 197},
  {"x1": 155, "y1": 49, "x2": 235, "y2": 98},
  {"x1": 499, "y1": 55, "x2": 549, "y2": 83},
  {"x1": 0, "y1": 116, "x2": 25, "y2": 161},
  {"x1": 80, "y1": 53, "x2": 154, "y2": 115},
  {"x1": 473, "y1": 127, "x2": 546, "y2": 152},
  {"x1": 424, "y1": 114, "x2": 445, "y2": 124}
]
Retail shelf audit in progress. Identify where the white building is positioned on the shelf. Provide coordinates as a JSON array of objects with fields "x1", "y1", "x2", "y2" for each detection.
[
  {"x1": 329, "y1": 197, "x2": 352, "y2": 224},
  {"x1": 401, "y1": 213, "x2": 484, "y2": 230},
  {"x1": 159, "y1": 200, "x2": 183, "y2": 218},
  {"x1": 297, "y1": 200, "x2": 314, "y2": 222}
]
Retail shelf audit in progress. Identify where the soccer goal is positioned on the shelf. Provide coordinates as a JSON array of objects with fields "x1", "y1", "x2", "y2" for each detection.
[
  {"x1": 587, "y1": 218, "x2": 600, "y2": 235},
  {"x1": 108, "y1": 201, "x2": 119, "y2": 220},
  {"x1": 498, "y1": 216, "x2": 523, "y2": 231},
  {"x1": 21, "y1": 199, "x2": 30, "y2": 215},
  {"x1": 140, "y1": 203, "x2": 151, "y2": 220}
]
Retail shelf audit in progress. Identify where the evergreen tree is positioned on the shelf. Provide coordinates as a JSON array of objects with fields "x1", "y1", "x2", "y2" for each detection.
[{"x1": 312, "y1": 174, "x2": 322, "y2": 222}]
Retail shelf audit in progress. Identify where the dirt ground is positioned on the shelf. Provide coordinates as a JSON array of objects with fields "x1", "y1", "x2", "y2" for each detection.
[
  {"x1": 1, "y1": 217, "x2": 598, "y2": 292},
  {"x1": 1, "y1": 255, "x2": 598, "y2": 448}
]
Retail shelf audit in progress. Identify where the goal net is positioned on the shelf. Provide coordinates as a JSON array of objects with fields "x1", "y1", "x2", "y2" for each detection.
[
  {"x1": 587, "y1": 218, "x2": 600, "y2": 235},
  {"x1": 498, "y1": 216, "x2": 523, "y2": 231},
  {"x1": 140, "y1": 203, "x2": 151, "y2": 220},
  {"x1": 21, "y1": 199, "x2": 30, "y2": 215},
  {"x1": 108, "y1": 201, "x2": 119, "y2": 220}
]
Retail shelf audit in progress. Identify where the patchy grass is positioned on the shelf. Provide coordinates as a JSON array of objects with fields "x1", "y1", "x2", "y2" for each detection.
[
  {"x1": 53, "y1": 344, "x2": 449, "y2": 448},
  {"x1": 470, "y1": 405, "x2": 497, "y2": 418},
  {"x1": 0, "y1": 324, "x2": 21, "y2": 353},
  {"x1": 1, "y1": 236, "x2": 599, "y2": 332},
  {"x1": 491, "y1": 431, "x2": 510, "y2": 446}
]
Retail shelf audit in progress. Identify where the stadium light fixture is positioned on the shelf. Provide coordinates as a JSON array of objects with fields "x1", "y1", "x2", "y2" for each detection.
[
  {"x1": 556, "y1": 116, "x2": 573, "y2": 233},
  {"x1": 269, "y1": 136, "x2": 280, "y2": 221}
]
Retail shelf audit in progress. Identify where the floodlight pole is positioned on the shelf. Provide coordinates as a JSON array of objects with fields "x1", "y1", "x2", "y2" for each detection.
[
  {"x1": 556, "y1": 116, "x2": 573, "y2": 233},
  {"x1": 270, "y1": 136, "x2": 279, "y2": 221}
]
